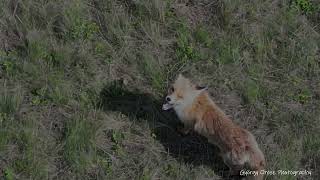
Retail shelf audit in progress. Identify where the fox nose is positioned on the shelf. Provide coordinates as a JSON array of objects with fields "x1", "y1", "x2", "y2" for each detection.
[{"x1": 166, "y1": 96, "x2": 171, "y2": 102}]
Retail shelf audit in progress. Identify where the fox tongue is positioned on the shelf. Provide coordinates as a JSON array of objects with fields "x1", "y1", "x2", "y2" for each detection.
[{"x1": 162, "y1": 103, "x2": 173, "y2": 110}]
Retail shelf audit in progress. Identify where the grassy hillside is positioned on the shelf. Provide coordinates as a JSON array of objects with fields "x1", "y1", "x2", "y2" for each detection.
[{"x1": 0, "y1": 0, "x2": 319, "y2": 179}]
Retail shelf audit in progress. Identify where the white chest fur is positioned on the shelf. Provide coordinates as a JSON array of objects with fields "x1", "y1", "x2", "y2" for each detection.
[
  {"x1": 173, "y1": 99, "x2": 195, "y2": 126},
  {"x1": 172, "y1": 89, "x2": 205, "y2": 126}
]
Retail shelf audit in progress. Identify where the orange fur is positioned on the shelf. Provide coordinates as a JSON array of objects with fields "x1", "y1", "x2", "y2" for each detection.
[{"x1": 163, "y1": 74, "x2": 266, "y2": 180}]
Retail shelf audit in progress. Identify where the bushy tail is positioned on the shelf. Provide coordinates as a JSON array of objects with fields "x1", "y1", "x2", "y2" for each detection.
[
  {"x1": 247, "y1": 149, "x2": 266, "y2": 180},
  {"x1": 245, "y1": 165, "x2": 265, "y2": 180},
  {"x1": 245, "y1": 133, "x2": 266, "y2": 180}
]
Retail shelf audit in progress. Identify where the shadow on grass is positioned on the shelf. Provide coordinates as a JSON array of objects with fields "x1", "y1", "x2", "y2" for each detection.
[{"x1": 98, "y1": 80, "x2": 234, "y2": 179}]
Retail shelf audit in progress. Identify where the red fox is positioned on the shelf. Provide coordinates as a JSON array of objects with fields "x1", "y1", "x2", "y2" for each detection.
[{"x1": 162, "y1": 74, "x2": 266, "y2": 180}]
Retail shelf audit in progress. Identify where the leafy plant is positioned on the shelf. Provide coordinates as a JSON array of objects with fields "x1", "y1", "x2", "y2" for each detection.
[
  {"x1": 4, "y1": 167, "x2": 14, "y2": 180},
  {"x1": 30, "y1": 87, "x2": 49, "y2": 105},
  {"x1": 176, "y1": 24, "x2": 201, "y2": 62},
  {"x1": 0, "y1": 51, "x2": 19, "y2": 75},
  {"x1": 292, "y1": 0, "x2": 315, "y2": 14},
  {"x1": 110, "y1": 130, "x2": 125, "y2": 155},
  {"x1": 243, "y1": 79, "x2": 260, "y2": 104},
  {"x1": 194, "y1": 26, "x2": 213, "y2": 47},
  {"x1": 295, "y1": 89, "x2": 312, "y2": 104},
  {"x1": 70, "y1": 21, "x2": 99, "y2": 40}
]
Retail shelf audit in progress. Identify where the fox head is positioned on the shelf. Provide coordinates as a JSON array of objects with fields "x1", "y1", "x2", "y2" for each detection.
[{"x1": 162, "y1": 74, "x2": 207, "y2": 111}]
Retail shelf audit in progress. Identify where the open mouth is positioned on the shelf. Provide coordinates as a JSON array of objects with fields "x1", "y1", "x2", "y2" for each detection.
[{"x1": 162, "y1": 102, "x2": 173, "y2": 111}]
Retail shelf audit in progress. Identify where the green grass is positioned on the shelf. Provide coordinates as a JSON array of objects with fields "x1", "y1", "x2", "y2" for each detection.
[
  {"x1": 0, "y1": 0, "x2": 319, "y2": 179},
  {"x1": 64, "y1": 114, "x2": 97, "y2": 175}
]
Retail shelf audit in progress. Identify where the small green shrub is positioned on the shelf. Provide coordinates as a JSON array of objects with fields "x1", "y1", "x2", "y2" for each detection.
[
  {"x1": 194, "y1": 26, "x2": 213, "y2": 47},
  {"x1": 0, "y1": 51, "x2": 19, "y2": 76},
  {"x1": 30, "y1": 87, "x2": 49, "y2": 106},
  {"x1": 4, "y1": 167, "x2": 14, "y2": 180},
  {"x1": 69, "y1": 20, "x2": 99, "y2": 40},
  {"x1": 111, "y1": 130, "x2": 124, "y2": 144},
  {"x1": 163, "y1": 164, "x2": 178, "y2": 177},
  {"x1": 243, "y1": 79, "x2": 260, "y2": 104},
  {"x1": 28, "y1": 40, "x2": 61, "y2": 67},
  {"x1": 64, "y1": 0, "x2": 98, "y2": 40},
  {"x1": 295, "y1": 89, "x2": 312, "y2": 104},
  {"x1": 175, "y1": 23, "x2": 201, "y2": 62},
  {"x1": 110, "y1": 129, "x2": 125, "y2": 155},
  {"x1": 292, "y1": 0, "x2": 315, "y2": 14}
]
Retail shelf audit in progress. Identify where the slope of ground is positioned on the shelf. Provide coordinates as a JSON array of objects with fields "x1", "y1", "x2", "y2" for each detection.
[{"x1": 0, "y1": 0, "x2": 319, "y2": 179}]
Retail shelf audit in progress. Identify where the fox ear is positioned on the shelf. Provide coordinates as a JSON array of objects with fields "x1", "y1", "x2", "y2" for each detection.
[{"x1": 195, "y1": 85, "x2": 208, "y2": 91}]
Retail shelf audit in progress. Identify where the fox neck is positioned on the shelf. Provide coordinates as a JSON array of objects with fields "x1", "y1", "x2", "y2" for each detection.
[{"x1": 173, "y1": 90, "x2": 208, "y2": 125}]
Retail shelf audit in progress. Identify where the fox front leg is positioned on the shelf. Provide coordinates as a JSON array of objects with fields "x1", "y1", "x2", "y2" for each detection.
[{"x1": 177, "y1": 125, "x2": 192, "y2": 136}]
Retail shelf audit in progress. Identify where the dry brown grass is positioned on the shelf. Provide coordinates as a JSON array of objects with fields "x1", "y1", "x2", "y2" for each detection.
[{"x1": 0, "y1": 0, "x2": 319, "y2": 179}]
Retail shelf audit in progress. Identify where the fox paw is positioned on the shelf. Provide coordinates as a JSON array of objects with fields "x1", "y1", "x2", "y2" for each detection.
[{"x1": 177, "y1": 126, "x2": 192, "y2": 136}]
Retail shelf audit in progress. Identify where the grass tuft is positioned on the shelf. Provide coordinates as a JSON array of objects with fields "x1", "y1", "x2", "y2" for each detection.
[{"x1": 0, "y1": 0, "x2": 319, "y2": 179}]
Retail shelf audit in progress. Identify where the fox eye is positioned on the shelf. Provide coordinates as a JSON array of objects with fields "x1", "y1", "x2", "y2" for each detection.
[{"x1": 169, "y1": 87, "x2": 174, "y2": 93}]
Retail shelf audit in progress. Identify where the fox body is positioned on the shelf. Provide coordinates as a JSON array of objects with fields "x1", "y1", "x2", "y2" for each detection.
[{"x1": 163, "y1": 74, "x2": 265, "y2": 180}]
